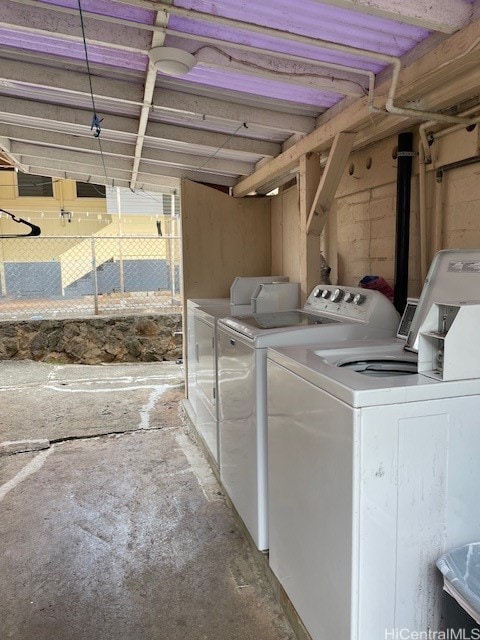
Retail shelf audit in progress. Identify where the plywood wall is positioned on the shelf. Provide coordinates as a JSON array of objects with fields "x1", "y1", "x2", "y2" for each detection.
[
  {"x1": 270, "y1": 186, "x2": 304, "y2": 284},
  {"x1": 180, "y1": 124, "x2": 480, "y2": 310},
  {"x1": 181, "y1": 179, "x2": 271, "y2": 301}
]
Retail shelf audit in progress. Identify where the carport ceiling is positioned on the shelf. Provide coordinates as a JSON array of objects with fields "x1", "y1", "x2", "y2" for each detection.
[{"x1": 0, "y1": 0, "x2": 477, "y2": 194}]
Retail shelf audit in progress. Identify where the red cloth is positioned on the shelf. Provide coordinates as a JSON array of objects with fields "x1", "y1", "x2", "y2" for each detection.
[{"x1": 359, "y1": 275, "x2": 394, "y2": 301}]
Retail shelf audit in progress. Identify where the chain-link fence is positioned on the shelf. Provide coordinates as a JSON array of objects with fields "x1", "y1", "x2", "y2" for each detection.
[{"x1": 0, "y1": 236, "x2": 182, "y2": 319}]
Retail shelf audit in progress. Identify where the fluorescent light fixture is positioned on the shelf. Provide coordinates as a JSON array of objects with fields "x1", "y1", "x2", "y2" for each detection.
[{"x1": 149, "y1": 47, "x2": 196, "y2": 76}]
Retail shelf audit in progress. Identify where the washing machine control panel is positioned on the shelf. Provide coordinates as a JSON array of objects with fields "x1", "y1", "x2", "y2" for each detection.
[
  {"x1": 330, "y1": 288, "x2": 344, "y2": 302},
  {"x1": 305, "y1": 284, "x2": 396, "y2": 324}
]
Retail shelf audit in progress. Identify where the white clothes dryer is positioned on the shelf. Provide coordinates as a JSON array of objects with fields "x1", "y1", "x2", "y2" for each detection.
[{"x1": 186, "y1": 278, "x2": 297, "y2": 464}]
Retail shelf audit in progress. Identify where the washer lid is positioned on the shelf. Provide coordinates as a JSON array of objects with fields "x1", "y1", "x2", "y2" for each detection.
[
  {"x1": 338, "y1": 357, "x2": 417, "y2": 377},
  {"x1": 222, "y1": 310, "x2": 339, "y2": 332}
]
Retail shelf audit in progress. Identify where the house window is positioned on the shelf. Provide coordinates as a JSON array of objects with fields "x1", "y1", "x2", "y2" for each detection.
[
  {"x1": 76, "y1": 182, "x2": 106, "y2": 198},
  {"x1": 17, "y1": 173, "x2": 53, "y2": 197},
  {"x1": 162, "y1": 194, "x2": 180, "y2": 216}
]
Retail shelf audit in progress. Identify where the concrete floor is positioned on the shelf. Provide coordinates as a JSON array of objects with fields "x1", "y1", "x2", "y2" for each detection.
[{"x1": 0, "y1": 360, "x2": 297, "y2": 640}]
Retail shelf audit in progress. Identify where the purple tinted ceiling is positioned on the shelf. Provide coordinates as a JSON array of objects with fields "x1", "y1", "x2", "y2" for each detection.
[
  {"x1": 1, "y1": 0, "x2": 451, "y2": 125},
  {"x1": 0, "y1": 84, "x2": 140, "y2": 118},
  {"x1": 149, "y1": 109, "x2": 289, "y2": 143},
  {"x1": 162, "y1": 66, "x2": 343, "y2": 109},
  {"x1": 0, "y1": 29, "x2": 147, "y2": 71},
  {"x1": 173, "y1": 0, "x2": 430, "y2": 55},
  {"x1": 38, "y1": 0, "x2": 155, "y2": 24},
  {"x1": 165, "y1": 18, "x2": 384, "y2": 73}
]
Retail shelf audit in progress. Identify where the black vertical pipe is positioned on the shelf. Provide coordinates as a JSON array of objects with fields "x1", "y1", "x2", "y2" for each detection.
[{"x1": 393, "y1": 132, "x2": 414, "y2": 314}]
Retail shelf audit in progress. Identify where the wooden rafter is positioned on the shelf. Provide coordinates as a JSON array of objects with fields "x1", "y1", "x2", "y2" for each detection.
[{"x1": 233, "y1": 17, "x2": 480, "y2": 198}]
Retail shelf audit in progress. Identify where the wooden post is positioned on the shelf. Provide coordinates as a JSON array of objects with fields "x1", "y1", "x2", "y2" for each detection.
[{"x1": 299, "y1": 152, "x2": 322, "y2": 303}]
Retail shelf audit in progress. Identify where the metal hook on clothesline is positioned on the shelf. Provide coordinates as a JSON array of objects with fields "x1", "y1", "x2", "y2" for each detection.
[{"x1": 0, "y1": 208, "x2": 41, "y2": 238}]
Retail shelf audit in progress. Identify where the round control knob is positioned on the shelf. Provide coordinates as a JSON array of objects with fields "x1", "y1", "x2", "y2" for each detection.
[
  {"x1": 343, "y1": 292, "x2": 354, "y2": 303},
  {"x1": 321, "y1": 289, "x2": 331, "y2": 299},
  {"x1": 314, "y1": 288, "x2": 323, "y2": 298},
  {"x1": 353, "y1": 293, "x2": 366, "y2": 305},
  {"x1": 331, "y1": 288, "x2": 344, "y2": 303}
]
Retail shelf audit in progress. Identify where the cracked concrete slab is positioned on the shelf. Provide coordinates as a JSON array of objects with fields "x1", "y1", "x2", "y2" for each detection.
[
  {"x1": 0, "y1": 450, "x2": 39, "y2": 486},
  {"x1": 0, "y1": 360, "x2": 297, "y2": 640},
  {"x1": 0, "y1": 360, "x2": 184, "y2": 442},
  {"x1": 0, "y1": 427, "x2": 296, "y2": 640},
  {"x1": 0, "y1": 439, "x2": 50, "y2": 456}
]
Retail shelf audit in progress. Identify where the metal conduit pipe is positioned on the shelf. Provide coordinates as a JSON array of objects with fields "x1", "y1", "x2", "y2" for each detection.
[
  {"x1": 418, "y1": 103, "x2": 480, "y2": 279},
  {"x1": 385, "y1": 94, "x2": 473, "y2": 125},
  {"x1": 14, "y1": 0, "x2": 398, "y2": 66},
  {"x1": 418, "y1": 139, "x2": 428, "y2": 282},
  {"x1": 393, "y1": 132, "x2": 414, "y2": 314},
  {"x1": 12, "y1": 0, "x2": 480, "y2": 127},
  {"x1": 156, "y1": 3, "x2": 480, "y2": 129},
  {"x1": 131, "y1": 11, "x2": 168, "y2": 190},
  {"x1": 130, "y1": 61, "x2": 158, "y2": 190},
  {"x1": 4, "y1": 0, "x2": 378, "y2": 104},
  {"x1": 130, "y1": 1, "x2": 401, "y2": 65},
  {"x1": 384, "y1": 37, "x2": 480, "y2": 125},
  {"x1": 419, "y1": 103, "x2": 480, "y2": 164},
  {"x1": 433, "y1": 175, "x2": 444, "y2": 256},
  {"x1": 122, "y1": 0, "x2": 401, "y2": 115},
  {"x1": 369, "y1": 59, "x2": 475, "y2": 125}
]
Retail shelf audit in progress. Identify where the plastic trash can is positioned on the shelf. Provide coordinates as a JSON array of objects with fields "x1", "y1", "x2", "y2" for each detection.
[{"x1": 437, "y1": 543, "x2": 480, "y2": 634}]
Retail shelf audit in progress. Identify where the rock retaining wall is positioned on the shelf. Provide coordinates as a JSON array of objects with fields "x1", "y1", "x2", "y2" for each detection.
[{"x1": 0, "y1": 314, "x2": 182, "y2": 364}]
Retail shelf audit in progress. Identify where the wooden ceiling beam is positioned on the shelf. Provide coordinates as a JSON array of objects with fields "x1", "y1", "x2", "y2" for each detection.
[{"x1": 233, "y1": 18, "x2": 480, "y2": 197}]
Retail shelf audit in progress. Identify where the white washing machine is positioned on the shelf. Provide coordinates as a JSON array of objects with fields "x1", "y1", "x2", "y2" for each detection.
[
  {"x1": 266, "y1": 249, "x2": 480, "y2": 639},
  {"x1": 186, "y1": 297, "x2": 229, "y2": 421},
  {"x1": 216, "y1": 284, "x2": 400, "y2": 551},
  {"x1": 186, "y1": 276, "x2": 289, "y2": 418},
  {"x1": 193, "y1": 302, "x2": 238, "y2": 464},
  {"x1": 185, "y1": 277, "x2": 294, "y2": 464},
  {"x1": 186, "y1": 276, "x2": 289, "y2": 416}
]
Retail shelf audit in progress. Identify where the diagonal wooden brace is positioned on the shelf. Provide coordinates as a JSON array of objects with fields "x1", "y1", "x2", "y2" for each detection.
[{"x1": 307, "y1": 131, "x2": 356, "y2": 236}]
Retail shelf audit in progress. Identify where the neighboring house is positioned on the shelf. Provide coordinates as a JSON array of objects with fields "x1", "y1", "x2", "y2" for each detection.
[
  {"x1": 0, "y1": 168, "x2": 178, "y2": 236},
  {"x1": 0, "y1": 170, "x2": 181, "y2": 301}
]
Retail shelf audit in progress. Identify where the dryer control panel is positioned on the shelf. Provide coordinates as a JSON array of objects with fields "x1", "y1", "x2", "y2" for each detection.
[{"x1": 304, "y1": 284, "x2": 399, "y2": 329}]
